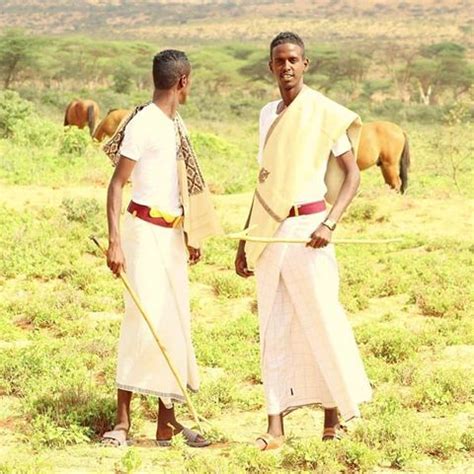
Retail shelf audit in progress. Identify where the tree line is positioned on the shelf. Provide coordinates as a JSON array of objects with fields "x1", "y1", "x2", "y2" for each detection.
[{"x1": 0, "y1": 29, "x2": 472, "y2": 107}]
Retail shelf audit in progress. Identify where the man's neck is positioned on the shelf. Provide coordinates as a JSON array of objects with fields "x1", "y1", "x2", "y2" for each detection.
[
  {"x1": 153, "y1": 89, "x2": 179, "y2": 119},
  {"x1": 279, "y1": 81, "x2": 305, "y2": 106}
]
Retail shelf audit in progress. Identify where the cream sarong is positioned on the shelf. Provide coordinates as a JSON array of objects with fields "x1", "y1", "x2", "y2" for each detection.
[
  {"x1": 116, "y1": 213, "x2": 199, "y2": 406},
  {"x1": 256, "y1": 212, "x2": 372, "y2": 421}
]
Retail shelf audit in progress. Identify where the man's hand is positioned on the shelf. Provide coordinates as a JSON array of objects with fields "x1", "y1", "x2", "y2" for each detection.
[
  {"x1": 187, "y1": 246, "x2": 201, "y2": 265},
  {"x1": 306, "y1": 224, "x2": 332, "y2": 248},
  {"x1": 235, "y1": 243, "x2": 254, "y2": 278},
  {"x1": 107, "y1": 242, "x2": 126, "y2": 277}
]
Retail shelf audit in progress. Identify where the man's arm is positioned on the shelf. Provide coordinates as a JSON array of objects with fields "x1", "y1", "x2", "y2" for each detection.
[
  {"x1": 106, "y1": 156, "x2": 136, "y2": 276},
  {"x1": 234, "y1": 196, "x2": 254, "y2": 278},
  {"x1": 307, "y1": 150, "x2": 360, "y2": 248}
]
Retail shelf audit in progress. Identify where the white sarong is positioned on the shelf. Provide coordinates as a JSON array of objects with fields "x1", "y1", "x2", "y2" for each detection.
[
  {"x1": 116, "y1": 213, "x2": 199, "y2": 407},
  {"x1": 255, "y1": 211, "x2": 372, "y2": 421}
]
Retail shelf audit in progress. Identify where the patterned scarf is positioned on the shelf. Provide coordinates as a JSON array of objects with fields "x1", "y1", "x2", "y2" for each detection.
[{"x1": 103, "y1": 103, "x2": 221, "y2": 247}]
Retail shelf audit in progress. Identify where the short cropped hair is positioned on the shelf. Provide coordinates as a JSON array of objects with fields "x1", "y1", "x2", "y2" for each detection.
[
  {"x1": 269, "y1": 32, "x2": 305, "y2": 58},
  {"x1": 152, "y1": 49, "x2": 191, "y2": 90}
]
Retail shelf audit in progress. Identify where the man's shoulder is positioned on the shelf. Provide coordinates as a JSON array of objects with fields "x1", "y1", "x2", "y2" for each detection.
[
  {"x1": 260, "y1": 100, "x2": 279, "y2": 115},
  {"x1": 129, "y1": 103, "x2": 154, "y2": 122},
  {"x1": 306, "y1": 87, "x2": 339, "y2": 108},
  {"x1": 125, "y1": 103, "x2": 158, "y2": 132},
  {"x1": 307, "y1": 87, "x2": 357, "y2": 119}
]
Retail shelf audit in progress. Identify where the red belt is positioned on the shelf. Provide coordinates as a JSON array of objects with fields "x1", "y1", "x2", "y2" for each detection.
[
  {"x1": 288, "y1": 200, "x2": 326, "y2": 218},
  {"x1": 127, "y1": 201, "x2": 183, "y2": 228}
]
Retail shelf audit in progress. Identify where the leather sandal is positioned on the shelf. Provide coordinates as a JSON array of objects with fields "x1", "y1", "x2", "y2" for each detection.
[
  {"x1": 322, "y1": 424, "x2": 347, "y2": 441},
  {"x1": 156, "y1": 427, "x2": 211, "y2": 448},
  {"x1": 255, "y1": 433, "x2": 285, "y2": 451},
  {"x1": 101, "y1": 428, "x2": 129, "y2": 447}
]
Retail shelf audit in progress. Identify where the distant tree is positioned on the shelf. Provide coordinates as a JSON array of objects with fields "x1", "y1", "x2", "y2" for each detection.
[
  {"x1": 308, "y1": 46, "x2": 371, "y2": 92},
  {"x1": 337, "y1": 51, "x2": 371, "y2": 89},
  {"x1": 378, "y1": 42, "x2": 417, "y2": 103},
  {"x1": 407, "y1": 57, "x2": 437, "y2": 105},
  {"x1": 406, "y1": 42, "x2": 473, "y2": 105},
  {"x1": 238, "y1": 53, "x2": 271, "y2": 83},
  {"x1": 113, "y1": 66, "x2": 134, "y2": 94},
  {"x1": 0, "y1": 29, "x2": 38, "y2": 89}
]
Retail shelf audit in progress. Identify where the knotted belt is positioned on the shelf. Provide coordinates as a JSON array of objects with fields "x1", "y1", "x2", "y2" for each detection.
[
  {"x1": 288, "y1": 200, "x2": 326, "y2": 218},
  {"x1": 127, "y1": 201, "x2": 183, "y2": 228}
]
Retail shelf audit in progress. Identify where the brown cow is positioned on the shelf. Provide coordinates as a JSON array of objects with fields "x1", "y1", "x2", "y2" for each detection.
[
  {"x1": 93, "y1": 109, "x2": 131, "y2": 142},
  {"x1": 64, "y1": 99, "x2": 100, "y2": 136},
  {"x1": 357, "y1": 121, "x2": 411, "y2": 193}
]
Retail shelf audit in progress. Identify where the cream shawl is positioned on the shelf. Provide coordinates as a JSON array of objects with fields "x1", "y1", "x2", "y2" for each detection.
[
  {"x1": 245, "y1": 86, "x2": 362, "y2": 268},
  {"x1": 103, "y1": 103, "x2": 222, "y2": 248}
]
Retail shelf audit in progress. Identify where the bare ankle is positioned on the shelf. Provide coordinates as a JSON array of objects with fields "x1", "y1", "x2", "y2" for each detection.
[{"x1": 114, "y1": 422, "x2": 130, "y2": 432}]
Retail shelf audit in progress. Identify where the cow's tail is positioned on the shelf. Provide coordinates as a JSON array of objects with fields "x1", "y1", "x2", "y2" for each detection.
[
  {"x1": 64, "y1": 103, "x2": 71, "y2": 126},
  {"x1": 87, "y1": 105, "x2": 96, "y2": 136},
  {"x1": 399, "y1": 132, "x2": 411, "y2": 194}
]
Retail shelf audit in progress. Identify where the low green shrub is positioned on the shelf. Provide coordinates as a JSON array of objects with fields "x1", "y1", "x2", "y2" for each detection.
[
  {"x1": 61, "y1": 196, "x2": 102, "y2": 227},
  {"x1": 408, "y1": 367, "x2": 473, "y2": 409},
  {"x1": 194, "y1": 313, "x2": 260, "y2": 382},
  {"x1": 356, "y1": 324, "x2": 418, "y2": 363},
  {"x1": 208, "y1": 271, "x2": 254, "y2": 299},
  {"x1": 116, "y1": 447, "x2": 143, "y2": 474},
  {"x1": 60, "y1": 126, "x2": 91, "y2": 155},
  {"x1": 28, "y1": 414, "x2": 89, "y2": 449},
  {"x1": 281, "y1": 438, "x2": 342, "y2": 472},
  {"x1": 10, "y1": 116, "x2": 61, "y2": 147},
  {"x1": 228, "y1": 444, "x2": 281, "y2": 472},
  {"x1": 0, "y1": 90, "x2": 35, "y2": 138}
]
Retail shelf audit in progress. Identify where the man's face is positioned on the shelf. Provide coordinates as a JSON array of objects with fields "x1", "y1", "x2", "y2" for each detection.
[
  {"x1": 269, "y1": 43, "x2": 308, "y2": 90},
  {"x1": 178, "y1": 71, "x2": 192, "y2": 105}
]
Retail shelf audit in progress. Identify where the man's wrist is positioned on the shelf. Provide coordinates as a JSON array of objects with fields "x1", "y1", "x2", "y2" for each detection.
[{"x1": 322, "y1": 217, "x2": 337, "y2": 231}]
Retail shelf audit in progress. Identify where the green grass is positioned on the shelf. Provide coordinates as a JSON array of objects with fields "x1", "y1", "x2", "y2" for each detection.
[{"x1": 0, "y1": 79, "x2": 473, "y2": 472}]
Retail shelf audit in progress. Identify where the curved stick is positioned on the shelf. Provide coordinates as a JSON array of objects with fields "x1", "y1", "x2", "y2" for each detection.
[{"x1": 90, "y1": 236, "x2": 202, "y2": 433}]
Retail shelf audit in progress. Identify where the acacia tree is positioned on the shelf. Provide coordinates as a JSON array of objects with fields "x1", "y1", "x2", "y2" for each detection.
[
  {"x1": 407, "y1": 42, "x2": 473, "y2": 105},
  {"x1": 378, "y1": 42, "x2": 418, "y2": 102},
  {"x1": 0, "y1": 29, "x2": 38, "y2": 89}
]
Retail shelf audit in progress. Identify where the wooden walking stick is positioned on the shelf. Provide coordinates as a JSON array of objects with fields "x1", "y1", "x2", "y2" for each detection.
[
  {"x1": 90, "y1": 236, "x2": 203, "y2": 433},
  {"x1": 225, "y1": 227, "x2": 403, "y2": 245}
]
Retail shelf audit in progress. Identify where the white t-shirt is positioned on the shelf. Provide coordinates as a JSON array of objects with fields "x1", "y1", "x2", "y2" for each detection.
[
  {"x1": 257, "y1": 100, "x2": 352, "y2": 204},
  {"x1": 119, "y1": 103, "x2": 182, "y2": 216}
]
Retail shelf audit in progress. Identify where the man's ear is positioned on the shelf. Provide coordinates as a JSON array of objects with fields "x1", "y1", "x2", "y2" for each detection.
[
  {"x1": 268, "y1": 60, "x2": 274, "y2": 74},
  {"x1": 303, "y1": 57, "x2": 310, "y2": 72},
  {"x1": 178, "y1": 74, "x2": 188, "y2": 89}
]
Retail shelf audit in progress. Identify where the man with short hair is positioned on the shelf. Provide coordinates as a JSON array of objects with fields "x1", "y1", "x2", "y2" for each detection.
[
  {"x1": 102, "y1": 49, "x2": 219, "y2": 447},
  {"x1": 235, "y1": 32, "x2": 372, "y2": 449}
]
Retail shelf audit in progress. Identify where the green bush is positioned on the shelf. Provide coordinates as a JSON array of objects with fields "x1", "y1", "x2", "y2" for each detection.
[
  {"x1": 60, "y1": 126, "x2": 91, "y2": 155},
  {"x1": 117, "y1": 448, "x2": 143, "y2": 474},
  {"x1": 420, "y1": 424, "x2": 466, "y2": 460},
  {"x1": 338, "y1": 439, "x2": 380, "y2": 471},
  {"x1": 282, "y1": 439, "x2": 343, "y2": 472},
  {"x1": 208, "y1": 271, "x2": 254, "y2": 299},
  {"x1": 28, "y1": 414, "x2": 89, "y2": 449},
  {"x1": 112, "y1": 66, "x2": 134, "y2": 94},
  {"x1": 10, "y1": 115, "x2": 61, "y2": 147},
  {"x1": 352, "y1": 406, "x2": 422, "y2": 468},
  {"x1": 344, "y1": 201, "x2": 378, "y2": 223},
  {"x1": 228, "y1": 444, "x2": 281, "y2": 473},
  {"x1": 0, "y1": 90, "x2": 34, "y2": 137},
  {"x1": 408, "y1": 367, "x2": 473, "y2": 409},
  {"x1": 61, "y1": 197, "x2": 102, "y2": 225},
  {"x1": 190, "y1": 131, "x2": 257, "y2": 194},
  {"x1": 356, "y1": 324, "x2": 419, "y2": 364},
  {"x1": 194, "y1": 313, "x2": 261, "y2": 382}
]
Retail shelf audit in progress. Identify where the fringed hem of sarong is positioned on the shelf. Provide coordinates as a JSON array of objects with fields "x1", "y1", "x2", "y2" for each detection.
[
  {"x1": 271, "y1": 396, "x2": 371, "y2": 422},
  {"x1": 116, "y1": 382, "x2": 198, "y2": 403}
]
